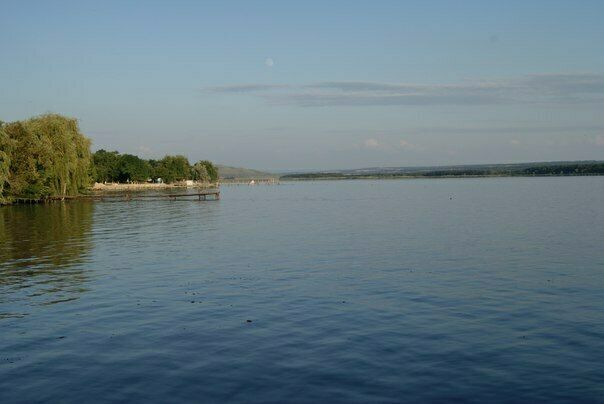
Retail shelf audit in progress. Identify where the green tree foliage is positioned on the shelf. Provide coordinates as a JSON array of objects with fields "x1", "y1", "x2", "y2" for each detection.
[
  {"x1": 88, "y1": 152, "x2": 218, "y2": 184},
  {"x1": 191, "y1": 161, "x2": 210, "y2": 182},
  {"x1": 117, "y1": 154, "x2": 150, "y2": 182},
  {"x1": 195, "y1": 160, "x2": 218, "y2": 182},
  {"x1": 157, "y1": 155, "x2": 190, "y2": 183},
  {"x1": 4, "y1": 120, "x2": 46, "y2": 198},
  {"x1": 92, "y1": 150, "x2": 120, "y2": 183},
  {"x1": 147, "y1": 159, "x2": 162, "y2": 181},
  {"x1": 0, "y1": 114, "x2": 218, "y2": 203},
  {"x1": 521, "y1": 164, "x2": 604, "y2": 176},
  {"x1": 0, "y1": 114, "x2": 92, "y2": 202},
  {"x1": 0, "y1": 122, "x2": 12, "y2": 203}
]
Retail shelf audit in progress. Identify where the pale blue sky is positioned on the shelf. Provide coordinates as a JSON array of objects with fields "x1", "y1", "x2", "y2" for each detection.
[{"x1": 1, "y1": 0, "x2": 603, "y2": 170}]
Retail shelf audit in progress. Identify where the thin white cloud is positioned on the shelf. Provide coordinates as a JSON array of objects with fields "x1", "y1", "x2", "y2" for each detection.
[
  {"x1": 205, "y1": 73, "x2": 604, "y2": 107},
  {"x1": 206, "y1": 84, "x2": 287, "y2": 93},
  {"x1": 396, "y1": 139, "x2": 424, "y2": 151},
  {"x1": 326, "y1": 125, "x2": 604, "y2": 136},
  {"x1": 521, "y1": 74, "x2": 604, "y2": 97},
  {"x1": 364, "y1": 138, "x2": 380, "y2": 148},
  {"x1": 595, "y1": 134, "x2": 604, "y2": 147},
  {"x1": 359, "y1": 138, "x2": 423, "y2": 152}
]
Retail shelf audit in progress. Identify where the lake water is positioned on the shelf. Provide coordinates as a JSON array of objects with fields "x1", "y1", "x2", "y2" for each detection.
[{"x1": 1, "y1": 177, "x2": 603, "y2": 402}]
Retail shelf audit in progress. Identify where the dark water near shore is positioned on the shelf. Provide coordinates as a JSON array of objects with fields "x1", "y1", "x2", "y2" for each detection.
[{"x1": 1, "y1": 178, "x2": 603, "y2": 403}]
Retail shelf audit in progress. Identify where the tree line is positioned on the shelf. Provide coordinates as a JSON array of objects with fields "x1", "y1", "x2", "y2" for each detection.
[
  {"x1": 281, "y1": 162, "x2": 604, "y2": 180},
  {"x1": 92, "y1": 150, "x2": 217, "y2": 184},
  {"x1": 0, "y1": 114, "x2": 217, "y2": 204}
]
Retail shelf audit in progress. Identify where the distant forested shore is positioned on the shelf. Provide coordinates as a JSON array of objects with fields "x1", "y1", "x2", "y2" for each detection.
[
  {"x1": 281, "y1": 161, "x2": 604, "y2": 180},
  {"x1": 0, "y1": 114, "x2": 217, "y2": 204}
]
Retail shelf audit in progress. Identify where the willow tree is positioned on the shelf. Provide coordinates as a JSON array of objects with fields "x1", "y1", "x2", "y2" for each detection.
[
  {"x1": 2, "y1": 120, "x2": 42, "y2": 198},
  {"x1": 191, "y1": 161, "x2": 210, "y2": 182},
  {"x1": 0, "y1": 121, "x2": 12, "y2": 203},
  {"x1": 2, "y1": 114, "x2": 92, "y2": 201},
  {"x1": 196, "y1": 160, "x2": 218, "y2": 182}
]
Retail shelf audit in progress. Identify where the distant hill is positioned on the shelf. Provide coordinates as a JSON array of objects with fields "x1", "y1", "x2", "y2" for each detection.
[
  {"x1": 280, "y1": 160, "x2": 604, "y2": 180},
  {"x1": 217, "y1": 165, "x2": 277, "y2": 180}
]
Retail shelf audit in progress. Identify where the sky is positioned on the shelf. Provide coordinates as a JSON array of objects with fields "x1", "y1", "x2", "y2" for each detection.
[{"x1": 1, "y1": 0, "x2": 604, "y2": 171}]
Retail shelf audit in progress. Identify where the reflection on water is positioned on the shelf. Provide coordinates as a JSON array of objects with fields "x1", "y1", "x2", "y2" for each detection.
[{"x1": 0, "y1": 202, "x2": 94, "y2": 314}]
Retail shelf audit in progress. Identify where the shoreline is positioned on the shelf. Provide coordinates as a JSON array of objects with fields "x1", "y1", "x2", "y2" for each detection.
[
  {"x1": 91, "y1": 182, "x2": 217, "y2": 192},
  {"x1": 1, "y1": 182, "x2": 221, "y2": 205},
  {"x1": 280, "y1": 173, "x2": 604, "y2": 181}
]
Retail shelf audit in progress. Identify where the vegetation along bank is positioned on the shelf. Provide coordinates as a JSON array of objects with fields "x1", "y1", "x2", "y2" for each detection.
[{"x1": 0, "y1": 114, "x2": 217, "y2": 204}]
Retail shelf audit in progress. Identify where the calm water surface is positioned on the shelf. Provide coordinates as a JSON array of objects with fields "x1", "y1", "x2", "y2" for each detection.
[{"x1": 1, "y1": 178, "x2": 603, "y2": 402}]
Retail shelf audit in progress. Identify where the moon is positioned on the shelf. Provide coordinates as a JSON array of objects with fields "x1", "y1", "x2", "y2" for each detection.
[{"x1": 265, "y1": 58, "x2": 274, "y2": 68}]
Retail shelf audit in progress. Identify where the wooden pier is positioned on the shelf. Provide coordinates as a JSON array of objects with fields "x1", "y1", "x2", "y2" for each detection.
[
  {"x1": 34, "y1": 189, "x2": 221, "y2": 203},
  {"x1": 2, "y1": 189, "x2": 221, "y2": 205},
  {"x1": 126, "y1": 189, "x2": 220, "y2": 201}
]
